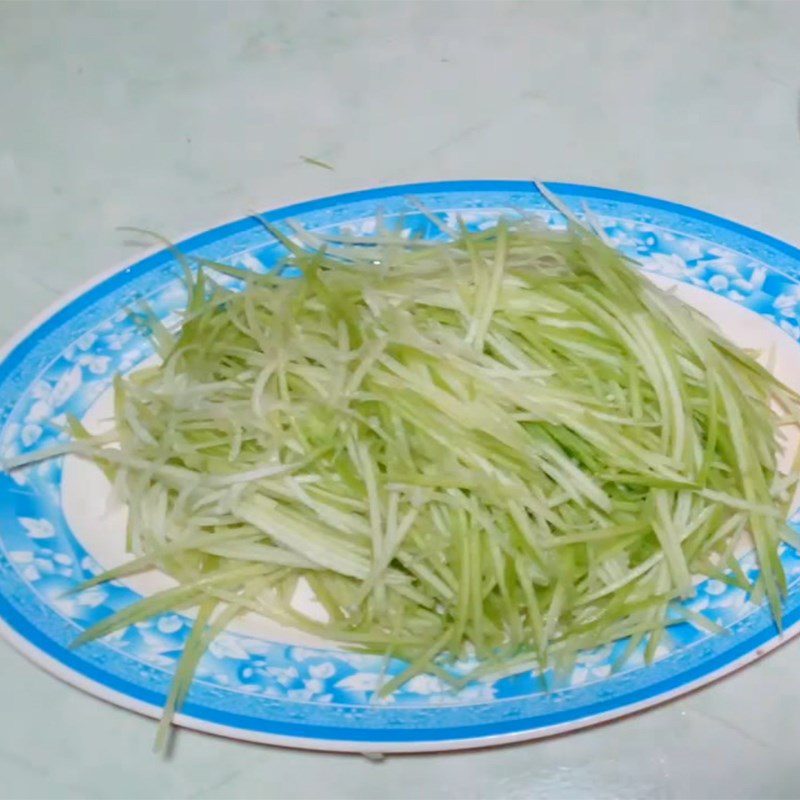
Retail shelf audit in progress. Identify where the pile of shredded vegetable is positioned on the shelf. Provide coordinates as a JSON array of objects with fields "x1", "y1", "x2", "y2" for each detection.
[{"x1": 9, "y1": 194, "x2": 800, "y2": 747}]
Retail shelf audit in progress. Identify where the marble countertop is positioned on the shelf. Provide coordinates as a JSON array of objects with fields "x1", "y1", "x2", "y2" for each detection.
[{"x1": 1, "y1": 2, "x2": 800, "y2": 797}]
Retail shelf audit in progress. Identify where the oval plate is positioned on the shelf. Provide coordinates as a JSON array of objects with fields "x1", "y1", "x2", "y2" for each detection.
[{"x1": 2, "y1": 181, "x2": 800, "y2": 753}]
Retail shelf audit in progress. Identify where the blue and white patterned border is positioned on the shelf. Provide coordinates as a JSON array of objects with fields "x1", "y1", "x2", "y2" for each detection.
[{"x1": 1, "y1": 181, "x2": 800, "y2": 751}]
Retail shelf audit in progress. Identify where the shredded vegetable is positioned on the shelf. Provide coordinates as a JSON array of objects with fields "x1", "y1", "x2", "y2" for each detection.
[{"x1": 7, "y1": 192, "x2": 800, "y2": 748}]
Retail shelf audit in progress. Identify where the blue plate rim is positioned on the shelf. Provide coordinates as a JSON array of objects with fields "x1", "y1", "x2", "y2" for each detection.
[{"x1": 1, "y1": 179, "x2": 799, "y2": 752}]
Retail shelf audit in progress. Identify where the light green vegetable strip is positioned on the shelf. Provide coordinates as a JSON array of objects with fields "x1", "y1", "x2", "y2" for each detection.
[{"x1": 8, "y1": 194, "x2": 800, "y2": 748}]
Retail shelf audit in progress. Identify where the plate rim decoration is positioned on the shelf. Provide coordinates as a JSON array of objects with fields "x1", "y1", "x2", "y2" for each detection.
[{"x1": 2, "y1": 180, "x2": 800, "y2": 753}]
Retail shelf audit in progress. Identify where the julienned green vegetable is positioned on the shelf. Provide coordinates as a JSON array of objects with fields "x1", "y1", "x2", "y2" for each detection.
[{"x1": 8, "y1": 197, "x2": 800, "y2": 748}]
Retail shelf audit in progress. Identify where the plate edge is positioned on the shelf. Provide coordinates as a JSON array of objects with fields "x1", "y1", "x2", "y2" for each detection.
[{"x1": 2, "y1": 180, "x2": 800, "y2": 751}]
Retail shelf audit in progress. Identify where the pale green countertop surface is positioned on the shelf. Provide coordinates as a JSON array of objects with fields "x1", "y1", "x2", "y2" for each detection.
[{"x1": 2, "y1": 2, "x2": 800, "y2": 798}]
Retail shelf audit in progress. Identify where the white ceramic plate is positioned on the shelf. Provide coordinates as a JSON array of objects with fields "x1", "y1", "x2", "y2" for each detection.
[{"x1": 2, "y1": 181, "x2": 800, "y2": 752}]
